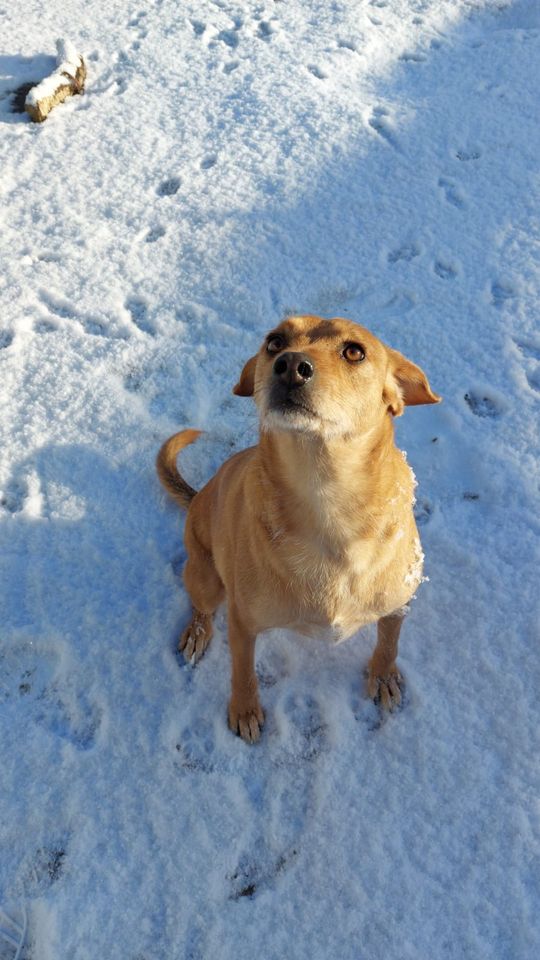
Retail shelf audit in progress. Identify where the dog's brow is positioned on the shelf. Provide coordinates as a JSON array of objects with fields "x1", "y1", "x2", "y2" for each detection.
[
  {"x1": 268, "y1": 320, "x2": 300, "y2": 340},
  {"x1": 306, "y1": 322, "x2": 342, "y2": 343}
]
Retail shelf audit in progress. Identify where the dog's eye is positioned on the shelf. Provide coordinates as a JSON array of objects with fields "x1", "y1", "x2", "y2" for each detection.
[
  {"x1": 343, "y1": 343, "x2": 365, "y2": 363},
  {"x1": 267, "y1": 335, "x2": 285, "y2": 354}
]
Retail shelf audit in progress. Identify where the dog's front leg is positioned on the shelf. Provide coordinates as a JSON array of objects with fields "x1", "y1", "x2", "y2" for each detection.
[
  {"x1": 227, "y1": 604, "x2": 264, "y2": 743},
  {"x1": 368, "y1": 612, "x2": 404, "y2": 710}
]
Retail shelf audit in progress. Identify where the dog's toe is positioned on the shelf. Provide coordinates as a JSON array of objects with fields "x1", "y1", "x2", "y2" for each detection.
[
  {"x1": 179, "y1": 612, "x2": 213, "y2": 664},
  {"x1": 368, "y1": 668, "x2": 402, "y2": 711},
  {"x1": 229, "y1": 703, "x2": 265, "y2": 744},
  {"x1": 239, "y1": 714, "x2": 262, "y2": 743}
]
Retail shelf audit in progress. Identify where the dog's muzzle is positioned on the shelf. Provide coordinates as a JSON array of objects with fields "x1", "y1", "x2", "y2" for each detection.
[{"x1": 268, "y1": 352, "x2": 316, "y2": 417}]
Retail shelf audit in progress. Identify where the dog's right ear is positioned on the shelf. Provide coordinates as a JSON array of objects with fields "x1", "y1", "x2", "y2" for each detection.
[
  {"x1": 233, "y1": 355, "x2": 258, "y2": 396},
  {"x1": 383, "y1": 347, "x2": 441, "y2": 416}
]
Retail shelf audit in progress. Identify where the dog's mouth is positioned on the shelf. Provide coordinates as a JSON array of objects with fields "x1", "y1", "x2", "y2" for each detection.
[
  {"x1": 263, "y1": 380, "x2": 340, "y2": 434},
  {"x1": 268, "y1": 394, "x2": 318, "y2": 419}
]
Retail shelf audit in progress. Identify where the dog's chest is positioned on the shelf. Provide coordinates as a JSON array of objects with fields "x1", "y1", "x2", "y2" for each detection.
[
  {"x1": 270, "y1": 532, "x2": 418, "y2": 641},
  {"x1": 294, "y1": 618, "x2": 363, "y2": 644},
  {"x1": 292, "y1": 560, "x2": 381, "y2": 641}
]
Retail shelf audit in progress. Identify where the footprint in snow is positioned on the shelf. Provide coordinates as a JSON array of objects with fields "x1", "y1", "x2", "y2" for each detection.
[
  {"x1": 277, "y1": 693, "x2": 327, "y2": 762},
  {"x1": 36, "y1": 687, "x2": 101, "y2": 751},
  {"x1": 383, "y1": 290, "x2": 416, "y2": 313},
  {"x1": 350, "y1": 686, "x2": 385, "y2": 731},
  {"x1": 224, "y1": 693, "x2": 327, "y2": 901},
  {"x1": 157, "y1": 176, "x2": 181, "y2": 197},
  {"x1": 0, "y1": 641, "x2": 102, "y2": 750},
  {"x1": 513, "y1": 338, "x2": 540, "y2": 393},
  {"x1": 0, "y1": 477, "x2": 27, "y2": 515},
  {"x1": 388, "y1": 243, "x2": 420, "y2": 264},
  {"x1": 464, "y1": 390, "x2": 501, "y2": 419},
  {"x1": 125, "y1": 297, "x2": 155, "y2": 335},
  {"x1": 414, "y1": 498, "x2": 432, "y2": 526},
  {"x1": 438, "y1": 176, "x2": 466, "y2": 209},
  {"x1": 175, "y1": 724, "x2": 216, "y2": 774},
  {"x1": 267, "y1": 693, "x2": 327, "y2": 789},
  {"x1": 200, "y1": 154, "x2": 217, "y2": 170},
  {"x1": 118, "y1": 49, "x2": 133, "y2": 68},
  {"x1": 190, "y1": 20, "x2": 206, "y2": 38},
  {"x1": 256, "y1": 647, "x2": 289, "y2": 688},
  {"x1": 216, "y1": 24, "x2": 242, "y2": 49},
  {"x1": 22, "y1": 842, "x2": 68, "y2": 896},
  {"x1": 399, "y1": 50, "x2": 427, "y2": 62},
  {"x1": 514, "y1": 338, "x2": 540, "y2": 361},
  {"x1": 145, "y1": 225, "x2": 165, "y2": 243},
  {"x1": 456, "y1": 148, "x2": 481, "y2": 161},
  {"x1": 38, "y1": 290, "x2": 113, "y2": 338},
  {"x1": 526, "y1": 368, "x2": 540, "y2": 394},
  {"x1": 228, "y1": 845, "x2": 298, "y2": 901},
  {"x1": 337, "y1": 38, "x2": 360, "y2": 52},
  {"x1": 307, "y1": 64, "x2": 328, "y2": 80},
  {"x1": 0, "y1": 329, "x2": 14, "y2": 349},
  {"x1": 127, "y1": 10, "x2": 148, "y2": 45},
  {"x1": 34, "y1": 318, "x2": 57, "y2": 334},
  {"x1": 38, "y1": 292, "x2": 73, "y2": 320},
  {"x1": 434, "y1": 259, "x2": 457, "y2": 280},
  {"x1": 38, "y1": 290, "x2": 106, "y2": 337},
  {"x1": 128, "y1": 11, "x2": 147, "y2": 27},
  {"x1": 368, "y1": 107, "x2": 400, "y2": 149},
  {"x1": 491, "y1": 281, "x2": 516, "y2": 308},
  {"x1": 37, "y1": 251, "x2": 61, "y2": 263},
  {"x1": 123, "y1": 366, "x2": 145, "y2": 393},
  {"x1": 257, "y1": 20, "x2": 275, "y2": 41}
]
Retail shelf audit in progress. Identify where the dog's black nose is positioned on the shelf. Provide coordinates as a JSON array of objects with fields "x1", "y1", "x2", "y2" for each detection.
[{"x1": 273, "y1": 352, "x2": 314, "y2": 388}]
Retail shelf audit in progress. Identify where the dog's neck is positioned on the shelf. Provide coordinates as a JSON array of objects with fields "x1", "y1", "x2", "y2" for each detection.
[{"x1": 257, "y1": 415, "x2": 407, "y2": 546}]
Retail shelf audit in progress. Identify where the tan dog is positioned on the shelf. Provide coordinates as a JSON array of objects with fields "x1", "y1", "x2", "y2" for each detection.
[{"x1": 157, "y1": 314, "x2": 440, "y2": 742}]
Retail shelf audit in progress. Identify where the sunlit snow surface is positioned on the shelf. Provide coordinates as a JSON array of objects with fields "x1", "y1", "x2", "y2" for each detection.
[{"x1": 1, "y1": 1, "x2": 539, "y2": 958}]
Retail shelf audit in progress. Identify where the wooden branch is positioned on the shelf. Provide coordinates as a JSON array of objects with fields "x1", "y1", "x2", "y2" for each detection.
[{"x1": 25, "y1": 39, "x2": 86, "y2": 123}]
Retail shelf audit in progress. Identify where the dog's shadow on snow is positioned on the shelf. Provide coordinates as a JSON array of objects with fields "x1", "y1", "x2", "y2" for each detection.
[
  {"x1": 1, "y1": 441, "x2": 174, "y2": 637},
  {"x1": 0, "y1": 53, "x2": 55, "y2": 123}
]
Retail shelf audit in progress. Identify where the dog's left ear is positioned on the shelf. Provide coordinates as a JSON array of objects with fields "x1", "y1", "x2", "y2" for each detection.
[
  {"x1": 233, "y1": 355, "x2": 258, "y2": 396},
  {"x1": 383, "y1": 347, "x2": 441, "y2": 416}
]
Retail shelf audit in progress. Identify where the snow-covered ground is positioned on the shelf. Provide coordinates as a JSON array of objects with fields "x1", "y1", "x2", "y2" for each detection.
[{"x1": 1, "y1": 1, "x2": 539, "y2": 957}]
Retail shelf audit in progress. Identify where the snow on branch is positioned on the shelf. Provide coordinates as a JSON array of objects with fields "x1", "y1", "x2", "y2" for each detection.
[{"x1": 25, "y1": 39, "x2": 86, "y2": 122}]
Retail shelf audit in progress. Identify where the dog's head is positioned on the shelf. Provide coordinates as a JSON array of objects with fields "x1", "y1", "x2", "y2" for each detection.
[{"x1": 233, "y1": 315, "x2": 440, "y2": 438}]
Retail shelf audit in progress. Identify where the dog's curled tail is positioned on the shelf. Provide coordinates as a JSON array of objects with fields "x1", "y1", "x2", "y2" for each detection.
[{"x1": 156, "y1": 429, "x2": 202, "y2": 509}]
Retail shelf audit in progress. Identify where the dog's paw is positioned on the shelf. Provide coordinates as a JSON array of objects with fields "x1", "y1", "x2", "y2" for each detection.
[
  {"x1": 228, "y1": 700, "x2": 265, "y2": 744},
  {"x1": 367, "y1": 666, "x2": 402, "y2": 710},
  {"x1": 179, "y1": 611, "x2": 213, "y2": 664}
]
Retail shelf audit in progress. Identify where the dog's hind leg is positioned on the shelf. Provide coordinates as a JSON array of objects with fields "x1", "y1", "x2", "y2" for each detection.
[
  {"x1": 180, "y1": 529, "x2": 224, "y2": 664},
  {"x1": 367, "y1": 612, "x2": 405, "y2": 710}
]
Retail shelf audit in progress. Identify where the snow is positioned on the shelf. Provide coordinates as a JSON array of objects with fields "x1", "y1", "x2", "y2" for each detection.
[{"x1": 1, "y1": 0, "x2": 539, "y2": 958}]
